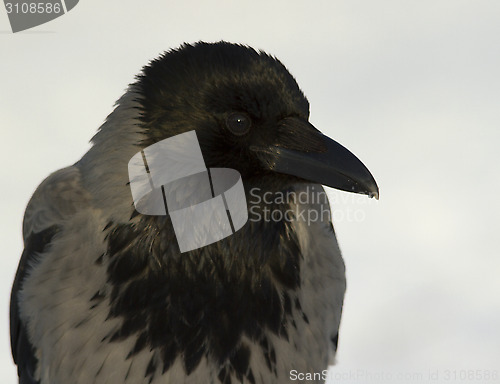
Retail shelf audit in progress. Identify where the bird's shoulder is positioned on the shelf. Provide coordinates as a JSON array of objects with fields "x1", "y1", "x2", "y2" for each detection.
[{"x1": 22, "y1": 166, "x2": 91, "y2": 239}]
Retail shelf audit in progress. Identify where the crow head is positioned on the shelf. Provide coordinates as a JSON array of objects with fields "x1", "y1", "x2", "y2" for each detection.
[{"x1": 136, "y1": 41, "x2": 378, "y2": 198}]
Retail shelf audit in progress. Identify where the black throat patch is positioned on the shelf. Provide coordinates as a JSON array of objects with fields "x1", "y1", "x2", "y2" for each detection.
[{"x1": 95, "y1": 186, "x2": 306, "y2": 383}]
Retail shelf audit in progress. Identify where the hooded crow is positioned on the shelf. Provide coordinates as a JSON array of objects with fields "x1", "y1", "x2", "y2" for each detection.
[{"x1": 11, "y1": 42, "x2": 378, "y2": 384}]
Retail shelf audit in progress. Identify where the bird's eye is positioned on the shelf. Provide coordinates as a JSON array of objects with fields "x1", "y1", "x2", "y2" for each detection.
[{"x1": 225, "y1": 112, "x2": 252, "y2": 136}]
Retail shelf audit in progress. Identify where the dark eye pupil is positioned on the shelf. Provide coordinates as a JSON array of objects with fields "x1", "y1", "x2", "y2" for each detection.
[{"x1": 226, "y1": 112, "x2": 251, "y2": 135}]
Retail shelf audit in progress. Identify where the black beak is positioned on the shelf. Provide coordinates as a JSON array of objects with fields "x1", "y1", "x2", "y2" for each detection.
[{"x1": 251, "y1": 118, "x2": 379, "y2": 199}]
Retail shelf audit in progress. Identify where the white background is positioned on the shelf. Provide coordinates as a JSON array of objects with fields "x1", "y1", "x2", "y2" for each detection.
[{"x1": 1, "y1": 1, "x2": 499, "y2": 382}]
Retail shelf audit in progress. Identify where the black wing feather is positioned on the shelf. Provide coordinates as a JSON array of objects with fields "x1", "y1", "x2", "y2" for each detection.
[{"x1": 10, "y1": 225, "x2": 60, "y2": 384}]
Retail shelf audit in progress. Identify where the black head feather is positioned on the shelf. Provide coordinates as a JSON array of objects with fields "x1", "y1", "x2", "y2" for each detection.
[{"x1": 137, "y1": 41, "x2": 310, "y2": 177}]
